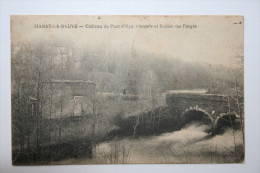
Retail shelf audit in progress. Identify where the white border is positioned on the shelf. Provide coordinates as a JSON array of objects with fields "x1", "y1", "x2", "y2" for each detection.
[{"x1": 0, "y1": 0, "x2": 259, "y2": 173}]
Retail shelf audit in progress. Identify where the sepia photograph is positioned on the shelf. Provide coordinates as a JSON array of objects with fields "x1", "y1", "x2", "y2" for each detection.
[{"x1": 10, "y1": 15, "x2": 244, "y2": 165}]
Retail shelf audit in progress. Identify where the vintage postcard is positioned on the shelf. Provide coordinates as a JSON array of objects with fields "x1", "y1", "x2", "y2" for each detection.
[{"x1": 11, "y1": 15, "x2": 244, "y2": 165}]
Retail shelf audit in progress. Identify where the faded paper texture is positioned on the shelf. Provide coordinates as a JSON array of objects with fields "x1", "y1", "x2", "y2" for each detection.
[{"x1": 11, "y1": 15, "x2": 244, "y2": 165}]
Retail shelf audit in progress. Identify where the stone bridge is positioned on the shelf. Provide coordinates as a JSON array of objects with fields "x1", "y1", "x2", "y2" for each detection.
[
  {"x1": 107, "y1": 90, "x2": 243, "y2": 137},
  {"x1": 166, "y1": 91, "x2": 240, "y2": 125}
]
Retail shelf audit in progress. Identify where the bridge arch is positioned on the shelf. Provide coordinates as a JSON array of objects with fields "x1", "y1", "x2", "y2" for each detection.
[
  {"x1": 213, "y1": 112, "x2": 238, "y2": 134},
  {"x1": 181, "y1": 107, "x2": 213, "y2": 125}
]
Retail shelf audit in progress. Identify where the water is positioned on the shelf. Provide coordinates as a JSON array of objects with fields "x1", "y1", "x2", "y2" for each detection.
[
  {"x1": 92, "y1": 123, "x2": 243, "y2": 164},
  {"x1": 53, "y1": 120, "x2": 243, "y2": 164}
]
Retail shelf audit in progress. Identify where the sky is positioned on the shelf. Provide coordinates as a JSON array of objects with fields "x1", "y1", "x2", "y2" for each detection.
[{"x1": 11, "y1": 15, "x2": 244, "y2": 66}]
